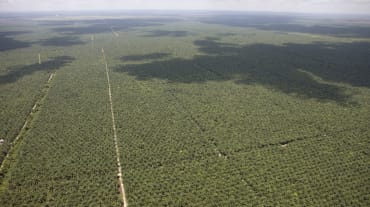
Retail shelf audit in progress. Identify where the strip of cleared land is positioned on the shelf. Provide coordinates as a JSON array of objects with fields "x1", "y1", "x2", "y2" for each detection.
[
  {"x1": 102, "y1": 48, "x2": 128, "y2": 207},
  {"x1": 0, "y1": 72, "x2": 55, "y2": 178}
]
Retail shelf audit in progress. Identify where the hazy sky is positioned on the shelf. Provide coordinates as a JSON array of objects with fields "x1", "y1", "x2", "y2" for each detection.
[{"x1": 1, "y1": 0, "x2": 370, "y2": 14}]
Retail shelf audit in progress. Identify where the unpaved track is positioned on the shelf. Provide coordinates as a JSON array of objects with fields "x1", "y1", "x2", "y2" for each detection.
[
  {"x1": 111, "y1": 26, "x2": 119, "y2": 37},
  {"x1": 101, "y1": 48, "x2": 128, "y2": 207},
  {"x1": 0, "y1": 72, "x2": 55, "y2": 172}
]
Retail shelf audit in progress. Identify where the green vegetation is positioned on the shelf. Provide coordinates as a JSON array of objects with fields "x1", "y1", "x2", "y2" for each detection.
[{"x1": 0, "y1": 11, "x2": 369, "y2": 206}]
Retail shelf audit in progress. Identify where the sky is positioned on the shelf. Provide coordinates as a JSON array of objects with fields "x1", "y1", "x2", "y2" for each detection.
[{"x1": 1, "y1": 0, "x2": 370, "y2": 14}]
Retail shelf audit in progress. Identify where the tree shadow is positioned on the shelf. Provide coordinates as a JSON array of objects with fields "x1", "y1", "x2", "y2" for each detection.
[
  {"x1": 36, "y1": 36, "x2": 86, "y2": 47},
  {"x1": 52, "y1": 18, "x2": 180, "y2": 35},
  {"x1": 143, "y1": 30, "x2": 190, "y2": 37},
  {"x1": 114, "y1": 38, "x2": 370, "y2": 104},
  {"x1": 120, "y1": 52, "x2": 170, "y2": 61},
  {"x1": 202, "y1": 12, "x2": 295, "y2": 26},
  {"x1": 258, "y1": 24, "x2": 370, "y2": 38},
  {"x1": 53, "y1": 25, "x2": 107, "y2": 35},
  {"x1": 0, "y1": 56, "x2": 75, "y2": 84},
  {"x1": 38, "y1": 21, "x2": 75, "y2": 26},
  {"x1": 201, "y1": 13, "x2": 370, "y2": 38},
  {"x1": 217, "y1": 32, "x2": 237, "y2": 37},
  {"x1": 278, "y1": 42, "x2": 370, "y2": 88},
  {"x1": 0, "y1": 31, "x2": 31, "y2": 51}
]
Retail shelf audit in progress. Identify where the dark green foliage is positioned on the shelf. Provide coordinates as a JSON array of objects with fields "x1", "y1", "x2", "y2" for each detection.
[
  {"x1": 0, "y1": 56, "x2": 75, "y2": 84},
  {"x1": 143, "y1": 30, "x2": 190, "y2": 37},
  {"x1": 201, "y1": 13, "x2": 370, "y2": 38},
  {"x1": 0, "y1": 31, "x2": 31, "y2": 51},
  {"x1": 37, "y1": 36, "x2": 86, "y2": 46},
  {"x1": 0, "y1": 48, "x2": 121, "y2": 206},
  {"x1": 1, "y1": 11, "x2": 369, "y2": 207},
  {"x1": 113, "y1": 71, "x2": 369, "y2": 206},
  {"x1": 115, "y1": 38, "x2": 370, "y2": 104},
  {"x1": 120, "y1": 52, "x2": 170, "y2": 61},
  {"x1": 52, "y1": 18, "x2": 180, "y2": 35}
]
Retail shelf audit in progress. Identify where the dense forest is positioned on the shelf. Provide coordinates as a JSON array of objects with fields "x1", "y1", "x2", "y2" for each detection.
[{"x1": 0, "y1": 11, "x2": 369, "y2": 206}]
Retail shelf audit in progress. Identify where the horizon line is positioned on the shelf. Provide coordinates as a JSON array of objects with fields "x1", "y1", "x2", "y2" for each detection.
[{"x1": 1, "y1": 9, "x2": 370, "y2": 17}]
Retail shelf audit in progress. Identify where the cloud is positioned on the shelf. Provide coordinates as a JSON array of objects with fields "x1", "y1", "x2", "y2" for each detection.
[{"x1": 0, "y1": 0, "x2": 369, "y2": 14}]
